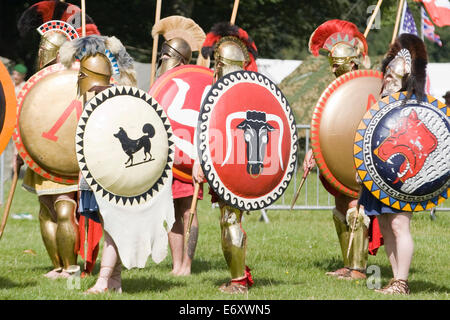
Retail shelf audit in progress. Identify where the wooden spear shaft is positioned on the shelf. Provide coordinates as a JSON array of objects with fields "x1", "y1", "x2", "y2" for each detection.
[
  {"x1": 364, "y1": 0, "x2": 383, "y2": 38},
  {"x1": 0, "y1": 157, "x2": 23, "y2": 240},
  {"x1": 184, "y1": 182, "x2": 200, "y2": 251},
  {"x1": 81, "y1": 0, "x2": 86, "y2": 37},
  {"x1": 391, "y1": 0, "x2": 405, "y2": 44},
  {"x1": 230, "y1": 0, "x2": 240, "y2": 25},
  {"x1": 150, "y1": 0, "x2": 162, "y2": 88}
]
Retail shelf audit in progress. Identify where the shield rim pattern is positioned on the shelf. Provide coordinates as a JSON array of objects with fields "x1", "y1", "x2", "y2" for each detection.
[
  {"x1": 12, "y1": 63, "x2": 79, "y2": 184},
  {"x1": 354, "y1": 91, "x2": 450, "y2": 212},
  {"x1": 197, "y1": 70, "x2": 298, "y2": 211},
  {"x1": 311, "y1": 69, "x2": 383, "y2": 198},
  {"x1": 149, "y1": 64, "x2": 213, "y2": 183},
  {"x1": 0, "y1": 61, "x2": 17, "y2": 155},
  {"x1": 76, "y1": 85, "x2": 175, "y2": 207}
]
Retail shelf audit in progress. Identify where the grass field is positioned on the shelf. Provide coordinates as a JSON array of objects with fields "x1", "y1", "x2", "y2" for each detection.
[{"x1": 0, "y1": 176, "x2": 449, "y2": 301}]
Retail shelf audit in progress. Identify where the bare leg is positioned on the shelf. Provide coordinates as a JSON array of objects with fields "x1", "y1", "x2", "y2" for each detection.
[
  {"x1": 178, "y1": 196, "x2": 198, "y2": 276},
  {"x1": 390, "y1": 213, "x2": 413, "y2": 280},
  {"x1": 377, "y1": 214, "x2": 398, "y2": 278},
  {"x1": 169, "y1": 197, "x2": 198, "y2": 276},
  {"x1": 85, "y1": 231, "x2": 122, "y2": 294},
  {"x1": 168, "y1": 198, "x2": 185, "y2": 274}
]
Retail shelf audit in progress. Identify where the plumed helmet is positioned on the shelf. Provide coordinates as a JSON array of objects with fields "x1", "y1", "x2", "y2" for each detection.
[
  {"x1": 381, "y1": 33, "x2": 428, "y2": 100},
  {"x1": 201, "y1": 22, "x2": 258, "y2": 75},
  {"x1": 309, "y1": 19, "x2": 369, "y2": 76}
]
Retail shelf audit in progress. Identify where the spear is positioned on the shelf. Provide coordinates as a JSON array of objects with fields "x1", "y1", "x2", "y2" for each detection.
[
  {"x1": 230, "y1": 0, "x2": 240, "y2": 25},
  {"x1": 364, "y1": 0, "x2": 383, "y2": 38},
  {"x1": 0, "y1": 156, "x2": 24, "y2": 240},
  {"x1": 290, "y1": 166, "x2": 311, "y2": 211},
  {"x1": 184, "y1": 182, "x2": 200, "y2": 251},
  {"x1": 150, "y1": 0, "x2": 162, "y2": 87}
]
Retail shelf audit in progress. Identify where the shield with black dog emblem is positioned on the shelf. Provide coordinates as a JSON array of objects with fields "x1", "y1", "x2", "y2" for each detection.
[
  {"x1": 0, "y1": 60, "x2": 17, "y2": 155},
  {"x1": 197, "y1": 70, "x2": 298, "y2": 211},
  {"x1": 354, "y1": 92, "x2": 450, "y2": 211},
  {"x1": 76, "y1": 86, "x2": 174, "y2": 206}
]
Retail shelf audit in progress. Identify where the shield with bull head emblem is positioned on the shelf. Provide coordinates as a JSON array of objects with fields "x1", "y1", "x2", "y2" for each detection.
[
  {"x1": 197, "y1": 70, "x2": 298, "y2": 211},
  {"x1": 149, "y1": 65, "x2": 213, "y2": 183},
  {"x1": 354, "y1": 92, "x2": 450, "y2": 211}
]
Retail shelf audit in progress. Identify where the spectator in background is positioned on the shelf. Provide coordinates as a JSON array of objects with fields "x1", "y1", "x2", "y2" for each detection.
[
  {"x1": 443, "y1": 91, "x2": 450, "y2": 106},
  {"x1": 12, "y1": 64, "x2": 27, "y2": 96}
]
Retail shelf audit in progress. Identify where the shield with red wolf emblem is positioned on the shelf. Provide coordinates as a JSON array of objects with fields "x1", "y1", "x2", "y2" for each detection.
[
  {"x1": 354, "y1": 92, "x2": 450, "y2": 211},
  {"x1": 76, "y1": 86, "x2": 174, "y2": 207},
  {"x1": 311, "y1": 69, "x2": 383, "y2": 198},
  {"x1": 13, "y1": 63, "x2": 82, "y2": 184},
  {"x1": 0, "y1": 60, "x2": 17, "y2": 155},
  {"x1": 197, "y1": 71, "x2": 297, "y2": 211},
  {"x1": 149, "y1": 65, "x2": 213, "y2": 183}
]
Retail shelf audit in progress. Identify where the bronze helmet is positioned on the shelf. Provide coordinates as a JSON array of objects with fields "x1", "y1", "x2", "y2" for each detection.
[
  {"x1": 213, "y1": 36, "x2": 249, "y2": 81},
  {"x1": 156, "y1": 37, "x2": 192, "y2": 77},
  {"x1": 78, "y1": 53, "x2": 112, "y2": 96},
  {"x1": 37, "y1": 31, "x2": 68, "y2": 70}
]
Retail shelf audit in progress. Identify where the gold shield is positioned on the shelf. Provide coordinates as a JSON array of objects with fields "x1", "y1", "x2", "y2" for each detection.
[
  {"x1": 14, "y1": 63, "x2": 81, "y2": 183},
  {"x1": 311, "y1": 70, "x2": 383, "y2": 198}
]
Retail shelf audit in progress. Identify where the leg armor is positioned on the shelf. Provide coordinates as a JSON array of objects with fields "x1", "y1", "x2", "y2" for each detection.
[
  {"x1": 54, "y1": 198, "x2": 79, "y2": 273},
  {"x1": 220, "y1": 204, "x2": 246, "y2": 280},
  {"x1": 345, "y1": 206, "x2": 369, "y2": 272},
  {"x1": 332, "y1": 208, "x2": 351, "y2": 269},
  {"x1": 38, "y1": 200, "x2": 62, "y2": 269}
]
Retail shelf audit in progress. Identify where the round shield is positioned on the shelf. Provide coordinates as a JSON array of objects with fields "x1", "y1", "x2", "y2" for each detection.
[
  {"x1": 354, "y1": 92, "x2": 450, "y2": 211},
  {"x1": 149, "y1": 65, "x2": 213, "y2": 182},
  {"x1": 0, "y1": 61, "x2": 17, "y2": 155},
  {"x1": 13, "y1": 63, "x2": 81, "y2": 184},
  {"x1": 76, "y1": 86, "x2": 174, "y2": 207},
  {"x1": 197, "y1": 71, "x2": 298, "y2": 211},
  {"x1": 311, "y1": 69, "x2": 383, "y2": 198}
]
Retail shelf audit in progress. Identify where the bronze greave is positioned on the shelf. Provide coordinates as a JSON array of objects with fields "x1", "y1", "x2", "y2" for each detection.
[
  {"x1": 332, "y1": 208, "x2": 351, "y2": 268},
  {"x1": 345, "y1": 207, "x2": 369, "y2": 272},
  {"x1": 54, "y1": 199, "x2": 79, "y2": 271},
  {"x1": 38, "y1": 200, "x2": 62, "y2": 269},
  {"x1": 220, "y1": 204, "x2": 246, "y2": 279}
]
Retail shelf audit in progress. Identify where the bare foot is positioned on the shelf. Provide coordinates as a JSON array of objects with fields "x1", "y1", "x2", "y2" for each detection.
[
  {"x1": 44, "y1": 268, "x2": 62, "y2": 279},
  {"x1": 174, "y1": 267, "x2": 191, "y2": 276}
]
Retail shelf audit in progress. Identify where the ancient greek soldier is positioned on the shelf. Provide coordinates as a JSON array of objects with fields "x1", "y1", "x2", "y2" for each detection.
[
  {"x1": 193, "y1": 22, "x2": 258, "y2": 294},
  {"x1": 59, "y1": 34, "x2": 137, "y2": 293},
  {"x1": 16, "y1": 0, "x2": 100, "y2": 279},
  {"x1": 151, "y1": 15, "x2": 209, "y2": 276},
  {"x1": 360, "y1": 33, "x2": 428, "y2": 295},
  {"x1": 303, "y1": 19, "x2": 377, "y2": 280}
]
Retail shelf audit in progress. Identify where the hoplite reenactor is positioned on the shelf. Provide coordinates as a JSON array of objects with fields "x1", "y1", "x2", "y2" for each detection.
[
  {"x1": 356, "y1": 34, "x2": 449, "y2": 294},
  {"x1": 194, "y1": 22, "x2": 298, "y2": 293},
  {"x1": 14, "y1": 0, "x2": 100, "y2": 279},
  {"x1": 302, "y1": 19, "x2": 383, "y2": 280},
  {"x1": 150, "y1": 15, "x2": 212, "y2": 276},
  {"x1": 60, "y1": 34, "x2": 175, "y2": 294}
]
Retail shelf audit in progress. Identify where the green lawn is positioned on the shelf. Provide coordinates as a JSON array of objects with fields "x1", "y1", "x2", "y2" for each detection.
[{"x1": 0, "y1": 177, "x2": 449, "y2": 300}]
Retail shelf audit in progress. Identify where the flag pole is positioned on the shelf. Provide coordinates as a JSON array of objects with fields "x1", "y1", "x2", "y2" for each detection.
[
  {"x1": 392, "y1": 0, "x2": 405, "y2": 44},
  {"x1": 150, "y1": 0, "x2": 162, "y2": 88}
]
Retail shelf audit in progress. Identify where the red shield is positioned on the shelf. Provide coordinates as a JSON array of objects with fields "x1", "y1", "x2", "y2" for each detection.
[
  {"x1": 197, "y1": 71, "x2": 298, "y2": 210},
  {"x1": 0, "y1": 61, "x2": 17, "y2": 155},
  {"x1": 149, "y1": 65, "x2": 213, "y2": 182}
]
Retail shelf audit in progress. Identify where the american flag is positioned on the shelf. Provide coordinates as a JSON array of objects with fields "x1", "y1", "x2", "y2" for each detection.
[
  {"x1": 422, "y1": 7, "x2": 443, "y2": 46},
  {"x1": 399, "y1": 0, "x2": 419, "y2": 36}
]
